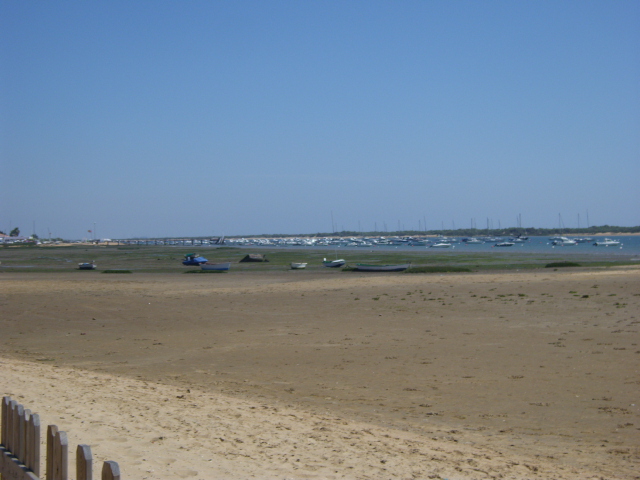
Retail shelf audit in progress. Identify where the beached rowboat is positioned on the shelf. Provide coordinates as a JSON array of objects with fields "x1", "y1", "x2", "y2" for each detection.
[
  {"x1": 290, "y1": 262, "x2": 307, "y2": 269},
  {"x1": 200, "y1": 262, "x2": 231, "y2": 271},
  {"x1": 322, "y1": 258, "x2": 346, "y2": 268},
  {"x1": 352, "y1": 263, "x2": 411, "y2": 272}
]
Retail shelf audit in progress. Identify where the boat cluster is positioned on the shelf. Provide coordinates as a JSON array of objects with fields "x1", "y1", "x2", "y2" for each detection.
[
  {"x1": 116, "y1": 235, "x2": 623, "y2": 249},
  {"x1": 549, "y1": 236, "x2": 622, "y2": 247},
  {"x1": 180, "y1": 254, "x2": 410, "y2": 272},
  {"x1": 223, "y1": 235, "x2": 530, "y2": 248}
]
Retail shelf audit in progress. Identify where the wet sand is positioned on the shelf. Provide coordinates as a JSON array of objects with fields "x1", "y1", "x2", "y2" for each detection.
[{"x1": 1, "y1": 267, "x2": 639, "y2": 478}]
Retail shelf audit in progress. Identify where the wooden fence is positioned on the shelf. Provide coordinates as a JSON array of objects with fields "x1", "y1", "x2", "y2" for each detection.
[{"x1": 1, "y1": 396, "x2": 120, "y2": 480}]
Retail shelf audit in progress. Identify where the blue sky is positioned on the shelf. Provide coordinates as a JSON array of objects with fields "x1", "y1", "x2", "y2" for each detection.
[{"x1": 2, "y1": 1, "x2": 638, "y2": 238}]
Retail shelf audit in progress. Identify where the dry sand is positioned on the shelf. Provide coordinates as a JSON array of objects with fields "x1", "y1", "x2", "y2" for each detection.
[{"x1": 1, "y1": 267, "x2": 639, "y2": 479}]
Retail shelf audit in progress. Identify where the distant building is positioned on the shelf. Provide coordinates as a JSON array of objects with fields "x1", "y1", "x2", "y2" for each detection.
[{"x1": 0, "y1": 235, "x2": 32, "y2": 244}]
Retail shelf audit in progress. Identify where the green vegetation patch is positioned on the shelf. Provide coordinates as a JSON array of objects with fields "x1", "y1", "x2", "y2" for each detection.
[
  {"x1": 545, "y1": 262, "x2": 581, "y2": 268},
  {"x1": 1, "y1": 244, "x2": 637, "y2": 274}
]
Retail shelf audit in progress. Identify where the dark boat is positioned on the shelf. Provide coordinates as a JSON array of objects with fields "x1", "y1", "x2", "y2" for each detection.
[
  {"x1": 353, "y1": 263, "x2": 410, "y2": 272},
  {"x1": 322, "y1": 258, "x2": 346, "y2": 268},
  {"x1": 182, "y1": 253, "x2": 208, "y2": 266}
]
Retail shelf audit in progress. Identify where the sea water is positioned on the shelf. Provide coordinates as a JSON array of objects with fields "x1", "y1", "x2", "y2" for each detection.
[
  {"x1": 340, "y1": 235, "x2": 640, "y2": 257},
  {"x1": 237, "y1": 235, "x2": 640, "y2": 258}
]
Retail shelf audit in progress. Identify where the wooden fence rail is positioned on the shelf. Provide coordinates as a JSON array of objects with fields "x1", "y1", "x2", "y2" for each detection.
[{"x1": 1, "y1": 396, "x2": 120, "y2": 480}]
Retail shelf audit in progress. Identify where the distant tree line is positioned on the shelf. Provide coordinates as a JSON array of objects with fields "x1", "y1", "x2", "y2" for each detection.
[{"x1": 0, "y1": 228, "x2": 21, "y2": 236}]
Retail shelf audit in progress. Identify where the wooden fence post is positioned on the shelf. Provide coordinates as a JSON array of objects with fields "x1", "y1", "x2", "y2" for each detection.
[
  {"x1": 21, "y1": 408, "x2": 30, "y2": 465},
  {"x1": 1, "y1": 396, "x2": 9, "y2": 446},
  {"x1": 14, "y1": 402, "x2": 24, "y2": 461},
  {"x1": 7, "y1": 399, "x2": 17, "y2": 453},
  {"x1": 26, "y1": 412, "x2": 41, "y2": 476},
  {"x1": 0, "y1": 398, "x2": 40, "y2": 480},
  {"x1": 47, "y1": 425, "x2": 57, "y2": 480},
  {"x1": 77, "y1": 444, "x2": 93, "y2": 480},
  {"x1": 53, "y1": 430, "x2": 68, "y2": 480},
  {"x1": 101, "y1": 461, "x2": 120, "y2": 480},
  {"x1": 2, "y1": 398, "x2": 122, "y2": 480}
]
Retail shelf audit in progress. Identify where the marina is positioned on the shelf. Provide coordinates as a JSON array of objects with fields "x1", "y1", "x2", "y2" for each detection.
[
  {"x1": 104, "y1": 235, "x2": 640, "y2": 256},
  {"x1": 213, "y1": 235, "x2": 640, "y2": 257}
]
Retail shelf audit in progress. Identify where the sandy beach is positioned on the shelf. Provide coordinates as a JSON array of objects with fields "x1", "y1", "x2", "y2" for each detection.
[{"x1": 1, "y1": 267, "x2": 639, "y2": 479}]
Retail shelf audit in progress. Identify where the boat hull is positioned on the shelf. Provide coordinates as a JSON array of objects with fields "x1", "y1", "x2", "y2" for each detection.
[
  {"x1": 552, "y1": 240, "x2": 577, "y2": 246},
  {"x1": 200, "y1": 262, "x2": 231, "y2": 271},
  {"x1": 353, "y1": 263, "x2": 410, "y2": 272},
  {"x1": 322, "y1": 259, "x2": 346, "y2": 268},
  {"x1": 593, "y1": 240, "x2": 621, "y2": 247},
  {"x1": 78, "y1": 263, "x2": 96, "y2": 270},
  {"x1": 290, "y1": 262, "x2": 307, "y2": 269}
]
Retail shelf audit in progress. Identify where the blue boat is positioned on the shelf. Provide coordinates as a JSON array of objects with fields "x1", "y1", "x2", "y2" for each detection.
[{"x1": 182, "y1": 253, "x2": 208, "y2": 266}]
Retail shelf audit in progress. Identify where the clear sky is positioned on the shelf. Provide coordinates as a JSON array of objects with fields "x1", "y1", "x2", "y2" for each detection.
[{"x1": 2, "y1": 1, "x2": 639, "y2": 239}]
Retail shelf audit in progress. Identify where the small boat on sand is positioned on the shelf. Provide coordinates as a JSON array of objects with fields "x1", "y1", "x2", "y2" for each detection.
[
  {"x1": 78, "y1": 262, "x2": 96, "y2": 270},
  {"x1": 352, "y1": 263, "x2": 410, "y2": 272},
  {"x1": 290, "y1": 262, "x2": 307, "y2": 269},
  {"x1": 200, "y1": 262, "x2": 231, "y2": 271},
  {"x1": 183, "y1": 253, "x2": 208, "y2": 266},
  {"x1": 322, "y1": 258, "x2": 346, "y2": 268}
]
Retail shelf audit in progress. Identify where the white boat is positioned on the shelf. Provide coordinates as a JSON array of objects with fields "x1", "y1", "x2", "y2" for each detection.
[
  {"x1": 463, "y1": 238, "x2": 484, "y2": 244},
  {"x1": 200, "y1": 262, "x2": 231, "y2": 271},
  {"x1": 322, "y1": 258, "x2": 346, "y2": 268},
  {"x1": 494, "y1": 242, "x2": 514, "y2": 247},
  {"x1": 78, "y1": 262, "x2": 96, "y2": 270},
  {"x1": 290, "y1": 262, "x2": 307, "y2": 269},
  {"x1": 551, "y1": 237, "x2": 577, "y2": 246},
  {"x1": 593, "y1": 238, "x2": 622, "y2": 247},
  {"x1": 352, "y1": 263, "x2": 411, "y2": 272},
  {"x1": 430, "y1": 243, "x2": 452, "y2": 248}
]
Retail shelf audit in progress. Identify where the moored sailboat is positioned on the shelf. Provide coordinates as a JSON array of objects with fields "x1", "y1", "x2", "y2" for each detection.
[{"x1": 593, "y1": 238, "x2": 622, "y2": 247}]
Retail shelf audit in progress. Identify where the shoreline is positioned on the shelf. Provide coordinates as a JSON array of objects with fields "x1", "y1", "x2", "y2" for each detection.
[{"x1": 1, "y1": 268, "x2": 639, "y2": 478}]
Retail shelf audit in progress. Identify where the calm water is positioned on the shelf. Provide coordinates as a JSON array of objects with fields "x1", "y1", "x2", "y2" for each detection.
[
  {"x1": 239, "y1": 235, "x2": 640, "y2": 258},
  {"x1": 369, "y1": 236, "x2": 640, "y2": 257}
]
